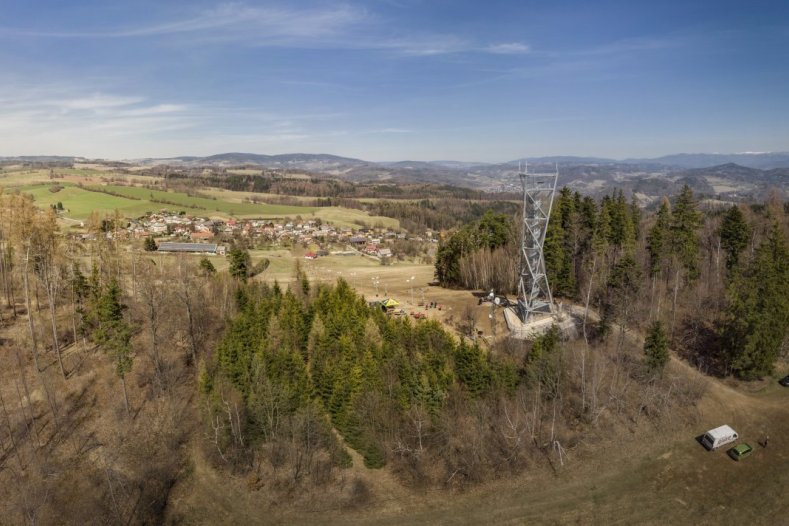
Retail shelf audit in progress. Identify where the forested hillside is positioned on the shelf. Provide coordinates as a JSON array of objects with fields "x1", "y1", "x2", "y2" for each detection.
[
  {"x1": 436, "y1": 185, "x2": 789, "y2": 379},
  {"x1": 0, "y1": 185, "x2": 786, "y2": 523}
]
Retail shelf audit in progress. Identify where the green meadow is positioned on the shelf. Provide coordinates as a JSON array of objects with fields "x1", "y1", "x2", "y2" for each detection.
[
  {"x1": 7, "y1": 181, "x2": 399, "y2": 228},
  {"x1": 90, "y1": 184, "x2": 315, "y2": 217}
]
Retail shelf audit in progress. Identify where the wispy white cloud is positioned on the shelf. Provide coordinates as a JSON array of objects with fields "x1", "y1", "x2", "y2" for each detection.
[
  {"x1": 371, "y1": 128, "x2": 412, "y2": 134},
  {"x1": 0, "y1": 3, "x2": 530, "y2": 58},
  {"x1": 383, "y1": 34, "x2": 470, "y2": 56},
  {"x1": 0, "y1": 3, "x2": 368, "y2": 44},
  {"x1": 0, "y1": 82, "x2": 355, "y2": 158},
  {"x1": 568, "y1": 35, "x2": 685, "y2": 57},
  {"x1": 484, "y1": 42, "x2": 531, "y2": 55},
  {"x1": 59, "y1": 94, "x2": 145, "y2": 110}
]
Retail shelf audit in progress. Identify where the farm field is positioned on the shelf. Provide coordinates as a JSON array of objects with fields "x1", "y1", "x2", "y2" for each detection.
[
  {"x1": 17, "y1": 183, "x2": 162, "y2": 218},
  {"x1": 88, "y1": 183, "x2": 316, "y2": 217},
  {"x1": 5, "y1": 178, "x2": 400, "y2": 228}
]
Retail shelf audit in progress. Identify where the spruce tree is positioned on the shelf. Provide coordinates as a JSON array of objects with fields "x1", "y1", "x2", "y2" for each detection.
[
  {"x1": 93, "y1": 279, "x2": 134, "y2": 413},
  {"x1": 228, "y1": 246, "x2": 251, "y2": 281},
  {"x1": 646, "y1": 198, "x2": 671, "y2": 276},
  {"x1": 723, "y1": 221, "x2": 789, "y2": 379},
  {"x1": 644, "y1": 320, "x2": 669, "y2": 373},
  {"x1": 143, "y1": 236, "x2": 157, "y2": 251},
  {"x1": 199, "y1": 257, "x2": 216, "y2": 276},
  {"x1": 670, "y1": 185, "x2": 702, "y2": 281},
  {"x1": 719, "y1": 205, "x2": 751, "y2": 274},
  {"x1": 525, "y1": 326, "x2": 562, "y2": 398},
  {"x1": 608, "y1": 190, "x2": 635, "y2": 253},
  {"x1": 630, "y1": 196, "x2": 642, "y2": 241},
  {"x1": 544, "y1": 204, "x2": 567, "y2": 297}
]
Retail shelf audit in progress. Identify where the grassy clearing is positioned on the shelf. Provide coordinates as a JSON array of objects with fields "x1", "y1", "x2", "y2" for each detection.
[
  {"x1": 16, "y1": 184, "x2": 159, "y2": 218},
  {"x1": 307, "y1": 207, "x2": 399, "y2": 229},
  {"x1": 155, "y1": 188, "x2": 400, "y2": 228},
  {"x1": 0, "y1": 169, "x2": 53, "y2": 186},
  {"x1": 89, "y1": 184, "x2": 316, "y2": 217},
  {"x1": 202, "y1": 187, "x2": 315, "y2": 204}
]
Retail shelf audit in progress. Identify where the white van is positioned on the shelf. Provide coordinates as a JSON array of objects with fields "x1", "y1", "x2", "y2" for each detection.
[{"x1": 701, "y1": 425, "x2": 739, "y2": 451}]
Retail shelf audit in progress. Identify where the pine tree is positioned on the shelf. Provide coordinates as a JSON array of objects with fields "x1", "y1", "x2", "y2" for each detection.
[
  {"x1": 630, "y1": 196, "x2": 642, "y2": 242},
  {"x1": 608, "y1": 190, "x2": 635, "y2": 253},
  {"x1": 719, "y1": 205, "x2": 751, "y2": 274},
  {"x1": 602, "y1": 253, "x2": 642, "y2": 332},
  {"x1": 199, "y1": 257, "x2": 216, "y2": 276},
  {"x1": 543, "y1": 205, "x2": 567, "y2": 296},
  {"x1": 525, "y1": 326, "x2": 562, "y2": 398},
  {"x1": 454, "y1": 340, "x2": 491, "y2": 397},
  {"x1": 670, "y1": 185, "x2": 702, "y2": 281},
  {"x1": 93, "y1": 279, "x2": 134, "y2": 413},
  {"x1": 557, "y1": 187, "x2": 579, "y2": 297},
  {"x1": 228, "y1": 246, "x2": 251, "y2": 281},
  {"x1": 644, "y1": 320, "x2": 669, "y2": 373},
  {"x1": 143, "y1": 236, "x2": 157, "y2": 251},
  {"x1": 646, "y1": 198, "x2": 671, "y2": 276}
]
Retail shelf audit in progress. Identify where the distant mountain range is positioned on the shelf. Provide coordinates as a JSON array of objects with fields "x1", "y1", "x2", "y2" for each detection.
[
  {"x1": 2, "y1": 151, "x2": 787, "y2": 201},
  {"x1": 3, "y1": 151, "x2": 789, "y2": 171}
]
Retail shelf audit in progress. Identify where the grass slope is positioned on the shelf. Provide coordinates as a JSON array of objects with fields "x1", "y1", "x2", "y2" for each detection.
[{"x1": 92, "y1": 184, "x2": 315, "y2": 217}]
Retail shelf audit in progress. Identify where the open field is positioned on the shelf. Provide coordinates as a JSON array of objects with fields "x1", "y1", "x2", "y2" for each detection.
[
  {"x1": 203, "y1": 187, "x2": 319, "y2": 204},
  {"x1": 2, "y1": 168, "x2": 401, "y2": 227},
  {"x1": 88, "y1": 183, "x2": 316, "y2": 217},
  {"x1": 18, "y1": 183, "x2": 163, "y2": 218}
]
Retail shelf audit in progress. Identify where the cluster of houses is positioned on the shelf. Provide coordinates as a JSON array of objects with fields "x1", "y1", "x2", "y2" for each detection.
[{"x1": 117, "y1": 210, "x2": 435, "y2": 258}]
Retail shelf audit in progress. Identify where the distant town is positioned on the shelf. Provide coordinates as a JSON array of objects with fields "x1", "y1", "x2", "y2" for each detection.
[{"x1": 70, "y1": 209, "x2": 438, "y2": 260}]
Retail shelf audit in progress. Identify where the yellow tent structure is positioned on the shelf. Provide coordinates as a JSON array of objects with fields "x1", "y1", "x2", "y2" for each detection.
[{"x1": 381, "y1": 298, "x2": 399, "y2": 308}]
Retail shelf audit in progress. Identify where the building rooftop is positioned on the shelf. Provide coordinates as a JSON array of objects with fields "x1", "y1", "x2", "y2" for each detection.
[{"x1": 157, "y1": 242, "x2": 218, "y2": 253}]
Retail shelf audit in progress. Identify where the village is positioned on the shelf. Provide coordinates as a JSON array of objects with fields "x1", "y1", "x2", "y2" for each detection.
[{"x1": 72, "y1": 209, "x2": 439, "y2": 260}]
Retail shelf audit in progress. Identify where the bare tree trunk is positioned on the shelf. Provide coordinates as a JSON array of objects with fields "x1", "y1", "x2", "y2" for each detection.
[
  {"x1": 70, "y1": 289, "x2": 80, "y2": 353},
  {"x1": 22, "y1": 247, "x2": 41, "y2": 372},
  {"x1": 671, "y1": 268, "x2": 680, "y2": 337},
  {"x1": 580, "y1": 343, "x2": 587, "y2": 413},
  {"x1": 0, "y1": 245, "x2": 11, "y2": 313},
  {"x1": 131, "y1": 254, "x2": 137, "y2": 299},
  {"x1": 0, "y1": 390, "x2": 24, "y2": 469},
  {"x1": 39, "y1": 373, "x2": 60, "y2": 431},
  {"x1": 176, "y1": 266, "x2": 199, "y2": 365},
  {"x1": 45, "y1": 281, "x2": 66, "y2": 379},
  {"x1": 121, "y1": 376, "x2": 130, "y2": 415},
  {"x1": 649, "y1": 273, "x2": 657, "y2": 321},
  {"x1": 13, "y1": 375, "x2": 37, "y2": 448},
  {"x1": 582, "y1": 256, "x2": 597, "y2": 345}
]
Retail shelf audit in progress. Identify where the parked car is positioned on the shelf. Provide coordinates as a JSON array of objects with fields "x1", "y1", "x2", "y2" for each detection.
[
  {"x1": 728, "y1": 443, "x2": 753, "y2": 461},
  {"x1": 779, "y1": 375, "x2": 789, "y2": 387}
]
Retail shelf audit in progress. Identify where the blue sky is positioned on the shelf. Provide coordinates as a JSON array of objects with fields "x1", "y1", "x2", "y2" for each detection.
[{"x1": 0, "y1": 0, "x2": 787, "y2": 161}]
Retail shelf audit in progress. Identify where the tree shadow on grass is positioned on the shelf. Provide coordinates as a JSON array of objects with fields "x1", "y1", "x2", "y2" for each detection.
[{"x1": 674, "y1": 316, "x2": 729, "y2": 378}]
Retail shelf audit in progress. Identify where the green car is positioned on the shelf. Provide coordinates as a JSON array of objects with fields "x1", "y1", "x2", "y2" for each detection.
[{"x1": 728, "y1": 443, "x2": 753, "y2": 461}]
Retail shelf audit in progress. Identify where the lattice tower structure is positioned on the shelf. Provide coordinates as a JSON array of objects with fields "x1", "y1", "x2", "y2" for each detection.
[{"x1": 517, "y1": 167, "x2": 558, "y2": 323}]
